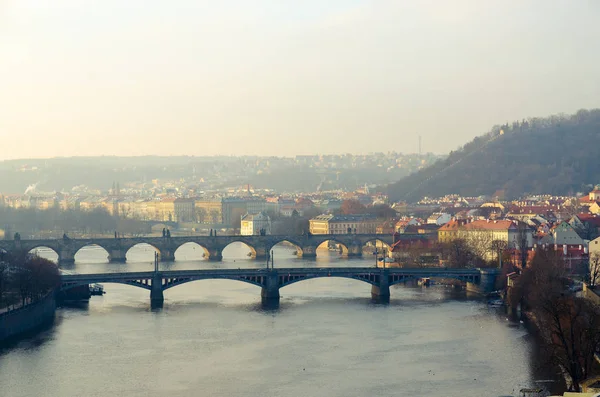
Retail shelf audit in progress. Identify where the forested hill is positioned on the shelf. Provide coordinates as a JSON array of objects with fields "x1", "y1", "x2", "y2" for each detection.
[{"x1": 388, "y1": 109, "x2": 600, "y2": 202}]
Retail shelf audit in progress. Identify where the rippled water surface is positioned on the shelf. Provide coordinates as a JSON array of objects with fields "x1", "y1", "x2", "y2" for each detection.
[{"x1": 0, "y1": 243, "x2": 559, "y2": 396}]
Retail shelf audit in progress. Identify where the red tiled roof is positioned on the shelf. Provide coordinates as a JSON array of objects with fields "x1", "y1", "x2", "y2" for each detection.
[
  {"x1": 437, "y1": 219, "x2": 467, "y2": 231},
  {"x1": 462, "y1": 219, "x2": 518, "y2": 231},
  {"x1": 576, "y1": 214, "x2": 600, "y2": 227}
]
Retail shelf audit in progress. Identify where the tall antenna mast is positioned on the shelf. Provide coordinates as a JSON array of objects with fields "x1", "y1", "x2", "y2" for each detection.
[{"x1": 418, "y1": 135, "x2": 422, "y2": 158}]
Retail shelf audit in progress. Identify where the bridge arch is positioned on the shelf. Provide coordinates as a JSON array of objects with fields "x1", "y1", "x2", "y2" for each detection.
[
  {"x1": 315, "y1": 238, "x2": 349, "y2": 256},
  {"x1": 73, "y1": 244, "x2": 111, "y2": 263},
  {"x1": 27, "y1": 245, "x2": 60, "y2": 263},
  {"x1": 162, "y1": 275, "x2": 265, "y2": 291},
  {"x1": 124, "y1": 242, "x2": 162, "y2": 262},
  {"x1": 173, "y1": 242, "x2": 210, "y2": 261},
  {"x1": 269, "y1": 239, "x2": 304, "y2": 257},
  {"x1": 279, "y1": 272, "x2": 378, "y2": 289},
  {"x1": 221, "y1": 239, "x2": 258, "y2": 259},
  {"x1": 362, "y1": 238, "x2": 392, "y2": 251}
]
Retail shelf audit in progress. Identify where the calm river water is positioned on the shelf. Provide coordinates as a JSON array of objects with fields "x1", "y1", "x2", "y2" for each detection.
[{"x1": 0, "y1": 243, "x2": 561, "y2": 396}]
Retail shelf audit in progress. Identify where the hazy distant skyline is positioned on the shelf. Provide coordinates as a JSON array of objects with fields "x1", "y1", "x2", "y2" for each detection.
[{"x1": 1, "y1": 1, "x2": 599, "y2": 160}]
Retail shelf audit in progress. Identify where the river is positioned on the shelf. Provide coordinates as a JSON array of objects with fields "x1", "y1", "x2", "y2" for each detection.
[{"x1": 0, "y1": 243, "x2": 562, "y2": 396}]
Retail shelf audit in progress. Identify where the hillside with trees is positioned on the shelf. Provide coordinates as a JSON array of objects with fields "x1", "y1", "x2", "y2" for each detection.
[{"x1": 388, "y1": 109, "x2": 600, "y2": 202}]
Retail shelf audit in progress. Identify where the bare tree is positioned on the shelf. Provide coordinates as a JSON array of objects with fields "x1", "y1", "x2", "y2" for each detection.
[
  {"x1": 510, "y1": 247, "x2": 600, "y2": 391},
  {"x1": 15, "y1": 265, "x2": 32, "y2": 306},
  {"x1": 442, "y1": 238, "x2": 476, "y2": 268},
  {"x1": 588, "y1": 252, "x2": 600, "y2": 287},
  {"x1": 536, "y1": 296, "x2": 600, "y2": 391},
  {"x1": 491, "y1": 239, "x2": 508, "y2": 267},
  {"x1": 398, "y1": 241, "x2": 434, "y2": 268},
  {"x1": 515, "y1": 222, "x2": 531, "y2": 269},
  {"x1": 6, "y1": 252, "x2": 60, "y2": 306},
  {"x1": 464, "y1": 231, "x2": 494, "y2": 263}
]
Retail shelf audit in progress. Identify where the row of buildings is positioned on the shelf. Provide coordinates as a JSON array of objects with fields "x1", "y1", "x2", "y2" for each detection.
[{"x1": 0, "y1": 195, "x2": 317, "y2": 227}]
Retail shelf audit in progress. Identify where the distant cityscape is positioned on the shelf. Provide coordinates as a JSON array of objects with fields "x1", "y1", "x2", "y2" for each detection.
[{"x1": 2, "y1": 156, "x2": 600, "y2": 270}]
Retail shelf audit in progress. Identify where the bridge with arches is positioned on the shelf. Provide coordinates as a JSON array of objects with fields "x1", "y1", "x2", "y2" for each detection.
[
  {"x1": 0, "y1": 234, "x2": 425, "y2": 264},
  {"x1": 59, "y1": 267, "x2": 500, "y2": 304}
]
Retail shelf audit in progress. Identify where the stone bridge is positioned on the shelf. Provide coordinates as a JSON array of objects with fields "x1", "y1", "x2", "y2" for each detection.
[
  {"x1": 59, "y1": 267, "x2": 499, "y2": 304},
  {"x1": 0, "y1": 234, "x2": 425, "y2": 264}
]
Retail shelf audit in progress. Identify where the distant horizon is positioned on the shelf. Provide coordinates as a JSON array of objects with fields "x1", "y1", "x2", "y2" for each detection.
[{"x1": 0, "y1": 151, "x2": 444, "y2": 163}]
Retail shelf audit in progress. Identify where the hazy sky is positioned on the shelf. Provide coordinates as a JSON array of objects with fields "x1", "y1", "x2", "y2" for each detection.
[{"x1": 1, "y1": 1, "x2": 599, "y2": 160}]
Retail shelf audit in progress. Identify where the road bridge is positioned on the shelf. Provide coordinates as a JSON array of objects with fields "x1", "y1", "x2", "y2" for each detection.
[
  {"x1": 0, "y1": 234, "x2": 426, "y2": 264},
  {"x1": 59, "y1": 267, "x2": 499, "y2": 305}
]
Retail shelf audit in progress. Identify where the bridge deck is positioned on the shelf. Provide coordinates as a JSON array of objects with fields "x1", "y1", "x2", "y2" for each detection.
[{"x1": 61, "y1": 267, "x2": 481, "y2": 282}]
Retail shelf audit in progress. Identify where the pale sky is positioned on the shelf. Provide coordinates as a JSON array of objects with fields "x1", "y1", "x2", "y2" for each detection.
[{"x1": 1, "y1": 1, "x2": 599, "y2": 160}]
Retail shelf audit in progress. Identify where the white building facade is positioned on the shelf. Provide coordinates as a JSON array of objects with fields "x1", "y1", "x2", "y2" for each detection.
[{"x1": 240, "y1": 212, "x2": 271, "y2": 236}]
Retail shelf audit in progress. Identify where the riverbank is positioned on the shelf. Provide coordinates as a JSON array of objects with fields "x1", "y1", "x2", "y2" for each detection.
[
  {"x1": 0, "y1": 292, "x2": 56, "y2": 344},
  {"x1": 520, "y1": 309, "x2": 569, "y2": 393}
]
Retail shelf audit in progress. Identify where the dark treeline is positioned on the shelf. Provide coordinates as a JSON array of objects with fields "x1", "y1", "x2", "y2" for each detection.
[
  {"x1": 388, "y1": 109, "x2": 600, "y2": 202},
  {"x1": 0, "y1": 207, "x2": 150, "y2": 238},
  {"x1": 0, "y1": 253, "x2": 60, "y2": 309},
  {"x1": 508, "y1": 248, "x2": 600, "y2": 392}
]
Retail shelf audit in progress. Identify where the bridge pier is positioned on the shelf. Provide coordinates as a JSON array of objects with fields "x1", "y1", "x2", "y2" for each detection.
[
  {"x1": 254, "y1": 246, "x2": 268, "y2": 261},
  {"x1": 59, "y1": 249, "x2": 75, "y2": 265},
  {"x1": 207, "y1": 248, "x2": 223, "y2": 261},
  {"x1": 371, "y1": 271, "x2": 390, "y2": 302},
  {"x1": 299, "y1": 245, "x2": 317, "y2": 259},
  {"x1": 150, "y1": 274, "x2": 164, "y2": 303},
  {"x1": 159, "y1": 250, "x2": 175, "y2": 262},
  {"x1": 261, "y1": 272, "x2": 280, "y2": 302},
  {"x1": 108, "y1": 249, "x2": 127, "y2": 263},
  {"x1": 467, "y1": 269, "x2": 500, "y2": 295},
  {"x1": 346, "y1": 244, "x2": 363, "y2": 258}
]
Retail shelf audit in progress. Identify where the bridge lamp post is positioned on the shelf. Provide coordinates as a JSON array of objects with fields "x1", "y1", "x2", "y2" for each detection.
[{"x1": 373, "y1": 246, "x2": 378, "y2": 267}]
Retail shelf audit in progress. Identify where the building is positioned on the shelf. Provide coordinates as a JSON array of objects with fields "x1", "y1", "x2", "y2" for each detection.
[
  {"x1": 464, "y1": 220, "x2": 533, "y2": 249},
  {"x1": 376, "y1": 220, "x2": 396, "y2": 234},
  {"x1": 579, "y1": 186, "x2": 600, "y2": 207},
  {"x1": 222, "y1": 198, "x2": 249, "y2": 227},
  {"x1": 309, "y1": 214, "x2": 333, "y2": 234},
  {"x1": 174, "y1": 198, "x2": 195, "y2": 223},
  {"x1": 540, "y1": 221, "x2": 586, "y2": 246},
  {"x1": 245, "y1": 198, "x2": 270, "y2": 215},
  {"x1": 395, "y1": 218, "x2": 420, "y2": 233},
  {"x1": 147, "y1": 198, "x2": 176, "y2": 222},
  {"x1": 194, "y1": 199, "x2": 223, "y2": 224},
  {"x1": 309, "y1": 214, "x2": 378, "y2": 235},
  {"x1": 437, "y1": 219, "x2": 468, "y2": 243},
  {"x1": 426, "y1": 212, "x2": 451, "y2": 225},
  {"x1": 438, "y1": 219, "x2": 533, "y2": 259},
  {"x1": 569, "y1": 214, "x2": 600, "y2": 241},
  {"x1": 240, "y1": 212, "x2": 271, "y2": 236}
]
